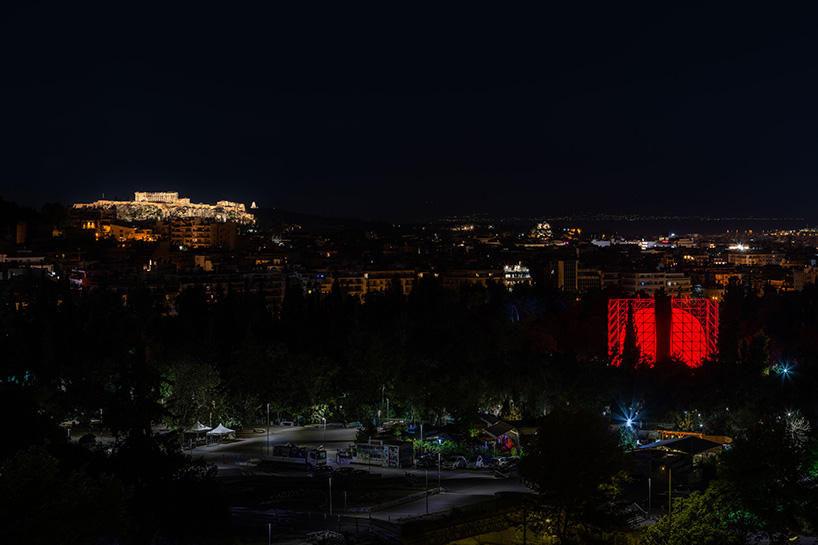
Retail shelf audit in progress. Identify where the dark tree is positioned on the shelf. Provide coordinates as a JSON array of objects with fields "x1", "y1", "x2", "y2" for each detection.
[
  {"x1": 640, "y1": 483, "x2": 742, "y2": 545},
  {"x1": 518, "y1": 407, "x2": 634, "y2": 544},
  {"x1": 0, "y1": 445, "x2": 130, "y2": 545},
  {"x1": 718, "y1": 417, "x2": 816, "y2": 542}
]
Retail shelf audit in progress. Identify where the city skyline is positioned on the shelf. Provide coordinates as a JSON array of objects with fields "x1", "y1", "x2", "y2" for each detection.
[{"x1": 4, "y1": 5, "x2": 818, "y2": 223}]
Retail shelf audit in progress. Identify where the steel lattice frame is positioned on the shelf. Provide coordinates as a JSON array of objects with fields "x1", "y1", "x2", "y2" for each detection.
[
  {"x1": 608, "y1": 299, "x2": 656, "y2": 364},
  {"x1": 670, "y1": 298, "x2": 718, "y2": 367},
  {"x1": 608, "y1": 297, "x2": 718, "y2": 367}
]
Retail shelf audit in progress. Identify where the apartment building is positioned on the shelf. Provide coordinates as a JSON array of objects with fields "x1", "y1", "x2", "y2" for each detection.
[{"x1": 621, "y1": 271, "x2": 692, "y2": 297}]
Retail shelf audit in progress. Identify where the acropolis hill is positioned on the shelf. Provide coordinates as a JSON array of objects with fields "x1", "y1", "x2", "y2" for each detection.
[{"x1": 72, "y1": 192, "x2": 255, "y2": 224}]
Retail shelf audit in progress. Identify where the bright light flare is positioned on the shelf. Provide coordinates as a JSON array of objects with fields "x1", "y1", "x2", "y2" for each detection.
[{"x1": 612, "y1": 397, "x2": 641, "y2": 429}]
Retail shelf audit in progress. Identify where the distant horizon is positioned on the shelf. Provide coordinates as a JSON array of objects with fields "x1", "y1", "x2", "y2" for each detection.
[
  {"x1": 6, "y1": 190, "x2": 817, "y2": 228},
  {"x1": 3, "y1": 192, "x2": 811, "y2": 238}
]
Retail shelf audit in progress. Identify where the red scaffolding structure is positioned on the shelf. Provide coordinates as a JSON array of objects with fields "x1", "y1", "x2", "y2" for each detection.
[
  {"x1": 608, "y1": 298, "x2": 656, "y2": 362},
  {"x1": 608, "y1": 297, "x2": 718, "y2": 367}
]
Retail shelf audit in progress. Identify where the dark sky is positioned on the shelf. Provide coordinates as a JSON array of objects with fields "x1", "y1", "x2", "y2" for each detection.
[{"x1": 3, "y1": 4, "x2": 818, "y2": 222}]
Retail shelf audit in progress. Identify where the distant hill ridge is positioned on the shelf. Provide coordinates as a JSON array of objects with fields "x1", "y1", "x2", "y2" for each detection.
[{"x1": 252, "y1": 208, "x2": 389, "y2": 233}]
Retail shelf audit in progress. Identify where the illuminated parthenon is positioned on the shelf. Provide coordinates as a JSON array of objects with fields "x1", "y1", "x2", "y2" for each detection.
[
  {"x1": 134, "y1": 191, "x2": 183, "y2": 204},
  {"x1": 72, "y1": 191, "x2": 255, "y2": 224}
]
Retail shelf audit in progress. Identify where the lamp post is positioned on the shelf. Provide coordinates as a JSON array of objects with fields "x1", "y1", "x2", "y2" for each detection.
[
  {"x1": 266, "y1": 403, "x2": 270, "y2": 456},
  {"x1": 662, "y1": 465, "x2": 672, "y2": 542},
  {"x1": 437, "y1": 452, "x2": 441, "y2": 488},
  {"x1": 329, "y1": 476, "x2": 333, "y2": 516},
  {"x1": 386, "y1": 398, "x2": 389, "y2": 421},
  {"x1": 668, "y1": 466, "x2": 671, "y2": 525},
  {"x1": 323, "y1": 417, "x2": 327, "y2": 443},
  {"x1": 425, "y1": 469, "x2": 429, "y2": 514}
]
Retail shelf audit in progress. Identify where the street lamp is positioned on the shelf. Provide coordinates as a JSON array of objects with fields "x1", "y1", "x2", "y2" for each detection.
[
  {"x1": 662, "y1": 465, "x2": 672, "y2": 541},
  {"x1": 267, "y1": 403, "x2": 270, "y2": 456},
  {"x1": 438, "y1": 452, "x2": 441, "y2": 488},
  {"x1": 323, "y1": 417, "x2": 327, "y2": 443},
  {"x1": 425, "y1": 469, "x2": 429, "y2": 514}
]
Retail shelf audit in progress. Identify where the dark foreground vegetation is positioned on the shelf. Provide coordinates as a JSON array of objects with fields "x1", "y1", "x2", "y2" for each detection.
[{"x1": 3, "y1": 273, "x2": 818, "y2": 543}]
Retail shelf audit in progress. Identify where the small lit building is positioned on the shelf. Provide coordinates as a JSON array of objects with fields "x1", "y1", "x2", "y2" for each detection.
[
  {"x1": 621, "y1": 271, "x2": 692, "y2": 297},
  {"x1": 440, "y1": 269, "x2": 503, "y2": 290},
  {"x1": 634, "y1": 433, "x2": 726, "y2": 485},
  {"x1": 349, "y1": 438, "x2": 414, "y2": 469},
  {"x1": 503, "y1": 263, "x2": 532, "y2": 289},
  {"x1": 555, "y1": 259, "x2": 604, "y2": 293},
  {"x1": 364, "y1": 270, "x2": 415, "y2": 296},
  {"x1": 727, "y1": 252, "x2": 783, "y2": 266}
]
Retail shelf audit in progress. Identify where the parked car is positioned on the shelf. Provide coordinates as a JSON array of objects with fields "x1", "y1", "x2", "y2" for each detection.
[
  {"x1": 489, "y1": 456, "x2": 508, "y2": 469},
  {"x1": 466, "y1": 455, "x2": 485, "y2": 469},
  {"x1": 279, "y1": 420, "x2": 295, "y2": 427},
  {"x1": 336, "y1": 448, "x2": 352, "y2": 462},
  {"x1": 416, "y1": 454, "x2": 437, "y2": 468},
  {"x1": 308, "y1": 465, "x2": 334, "y2": 478},
  {"x1": 441, "y1": 455, "x2": 467, "y2": 470},
  {"x1": 333, "y1": 466, "x2": 366, "y2": 477},
  {"x1": 498, "y1": 456, "x2": 520, "y2": 468}
]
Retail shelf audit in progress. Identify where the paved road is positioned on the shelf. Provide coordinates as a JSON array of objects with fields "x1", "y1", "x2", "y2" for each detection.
[
  {"x1": 188, "y1": 424, "x2": 531, "y2": 518},
  {"x1": 191, "y1": 424, "x2": 354, "y2": 466},
  {"x1": 371, "y1": 473, "x2": 529, "y2": 521}
]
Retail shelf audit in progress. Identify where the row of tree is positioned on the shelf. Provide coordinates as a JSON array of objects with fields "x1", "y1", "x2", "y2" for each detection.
[{"x1": 3, "y1": 273, "x2": 818, "y2": 432}]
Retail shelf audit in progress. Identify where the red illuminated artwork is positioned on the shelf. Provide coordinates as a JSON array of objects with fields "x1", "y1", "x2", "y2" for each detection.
[{"x1": 608, "y1": 297, "x2": 718, "y2": 367}]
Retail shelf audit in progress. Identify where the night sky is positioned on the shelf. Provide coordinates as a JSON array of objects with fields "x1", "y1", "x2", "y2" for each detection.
[{"x1": 3, "y1": 5, "x2": 818, "y2": 222}]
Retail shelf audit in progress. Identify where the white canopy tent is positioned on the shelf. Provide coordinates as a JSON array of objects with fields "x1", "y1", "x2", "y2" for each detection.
[
  {"x1": 206, "y1": 423, "x2": 235, "y2": 441},
  {"x1": 185, "y1": 421, "x2": 212, "y2": 433},
  {"x1": 184, "y1": 421, "x2": 212, "y2": 449}
]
